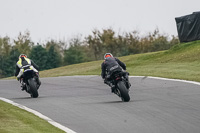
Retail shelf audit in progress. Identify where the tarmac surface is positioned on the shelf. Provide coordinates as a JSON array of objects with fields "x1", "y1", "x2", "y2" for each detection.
[{"x1": 0, "y1": 76, "x2": 200, "y2": 133}]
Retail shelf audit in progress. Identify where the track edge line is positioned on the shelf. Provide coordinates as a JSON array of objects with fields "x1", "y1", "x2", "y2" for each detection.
[
  {"x1": 130, "y1": 76, "x2": 200, "y2": 86},
  {"x1": 0, "y1": 97, "x2": 77, "y2": 133}
]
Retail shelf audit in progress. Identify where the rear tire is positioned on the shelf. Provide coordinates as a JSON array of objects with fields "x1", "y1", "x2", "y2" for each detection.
[
  {"x1": 28, "y1": 78, "x2": 38, "y2": 98},
  {"x1": 117, "y1": 81, "x2": 130, "y2": 102}
]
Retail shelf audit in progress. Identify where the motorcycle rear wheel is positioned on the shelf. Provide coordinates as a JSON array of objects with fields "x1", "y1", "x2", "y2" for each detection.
[
  {"x1": 28, "y1": 78, "x2": 39, "y2": 98},
  {"x1": 117, "y1": 81, "x2": 130, "y2": 102}
]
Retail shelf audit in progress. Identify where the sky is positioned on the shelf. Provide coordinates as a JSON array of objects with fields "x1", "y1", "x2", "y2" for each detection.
[{"x1": 0, "y1": 0, "x2": 200, "y2": 43}]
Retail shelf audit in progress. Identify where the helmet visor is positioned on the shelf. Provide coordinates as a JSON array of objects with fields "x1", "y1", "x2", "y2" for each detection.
[{"x1": 105, "y1": 54, "x2": 112, "y2": 58}]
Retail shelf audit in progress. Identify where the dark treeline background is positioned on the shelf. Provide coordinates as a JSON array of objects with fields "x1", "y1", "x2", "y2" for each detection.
[{"x1": 0, "y1": 28, "x2": 179, "y2": 78}]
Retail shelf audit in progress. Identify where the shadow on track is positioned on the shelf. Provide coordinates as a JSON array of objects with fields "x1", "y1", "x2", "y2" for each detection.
[
  {"x1": 87, "y1": 100, "x2": 135, "y2": 104},
  {"x1": 11, "y1": 96, "x2": 47, "y2": 100}
]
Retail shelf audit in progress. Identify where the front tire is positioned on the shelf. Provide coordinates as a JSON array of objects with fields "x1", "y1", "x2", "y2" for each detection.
[
  {"x1": 117, "y1": 81, "x2": 130, "y2": 102},
  {"x1": 28, "y1": 78, "x2": 38, "y2": 98}
]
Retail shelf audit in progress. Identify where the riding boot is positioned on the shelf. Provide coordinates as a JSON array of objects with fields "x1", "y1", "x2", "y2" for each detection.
[
  {"x1": 111, "y1": 86, "x2": 116, "y2": 93},
  {"x1": 104, "y1": 80, "x2": 115, "y2": 93},
  {"x1": 21, "y1": 82, "x2": 26, "y2": 91}
]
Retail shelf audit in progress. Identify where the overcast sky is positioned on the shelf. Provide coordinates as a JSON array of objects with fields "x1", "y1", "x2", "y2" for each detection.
[{"x1": 0, "y1": 0, "x2": 200, "y2": 42}]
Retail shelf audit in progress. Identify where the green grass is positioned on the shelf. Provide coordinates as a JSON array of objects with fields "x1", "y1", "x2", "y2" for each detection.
[
  {"x1": 0, "y1": 100, "x2": 65, "y2": 133},
  {"x1": 1, "y1": 40, "x2": 200, "y2": 132},
  {"x1": 39, "y1": 40, "x2": 200, "y2": 82}
]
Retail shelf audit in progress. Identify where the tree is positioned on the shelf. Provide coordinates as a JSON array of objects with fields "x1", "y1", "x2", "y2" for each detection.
[
  {"x1": 100, "y1": 29, "x2": 117, "y2": 56},
  {"x1": 46, "y1": 39, "x2": 64, "y2": 56},
  {"x1": 86, "y1": 29, "x2": 104, "y2": 60},
  {"x1": 14, "y1": 30, "x2": 33, "y2": 55},
  {"x1": 125, "y1": 31, "x2": 140, "y2": 55},
  {"x1": 29, "y1": 45, "x2": 48, "y2": 70},
  {"x1": 46, "y1": 45, "x2": 61, "y2": 69},
  {"x1": 0, "y1": 48, "x2": 20, "y2": 77},
  {"x1": 0, "y1": 36, "x2": 11, "y2": 56},
  {"x1": 63, "y1": 38, "x2": 86, "y2": 65}
]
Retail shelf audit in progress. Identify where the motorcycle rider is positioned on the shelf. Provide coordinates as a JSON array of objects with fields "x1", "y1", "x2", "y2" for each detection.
[
  {"x1": 15, "y1": 54, "x2": 41, "y2": 90},
  {"x1": 101, "y1": 53, "x2": 131, "y2": 92}
]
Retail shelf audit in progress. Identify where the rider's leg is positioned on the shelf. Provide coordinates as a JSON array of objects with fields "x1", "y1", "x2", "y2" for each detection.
[
  {"x1": 19, "y1": 75, "x2": 26, "y2": 91},
  {"x1": 17, "y1": 69, "x2": 23, "y2": 79},
  {"x1": 104, "y1": 77, "x2": 115, "y2": 93}
]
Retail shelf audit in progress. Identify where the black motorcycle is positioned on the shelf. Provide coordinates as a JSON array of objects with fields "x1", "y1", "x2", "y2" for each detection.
[
  {"x1": 20, "y1": 70, "x2": 39, "y2": 98},
  {"x1": 106, "y1": 71, "x2": 130, "y2": 102}
]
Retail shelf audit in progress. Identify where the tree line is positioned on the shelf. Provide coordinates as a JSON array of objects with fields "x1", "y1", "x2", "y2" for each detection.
[{"x1": 0, "y1": 28, "x2": 179, "y2": 78}]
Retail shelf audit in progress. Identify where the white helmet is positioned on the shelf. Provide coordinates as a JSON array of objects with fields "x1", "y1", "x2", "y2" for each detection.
[
  {"x1": 19, "y1": 54, "x2": 27, "y2": 59},
  {"x1": 104, "y1": 53, "x2": 113, "y2": 59}
]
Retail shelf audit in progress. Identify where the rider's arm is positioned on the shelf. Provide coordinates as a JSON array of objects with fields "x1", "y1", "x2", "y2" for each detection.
[
  {"x1": 115, "y1": 58, "x2": 126, "y2": 70},
  {"x1": 15, "y1": 65, "x2": 20, "y2": 76},
  {"x1": 31, "y1": 60, "x2": 39, "y2": 71},
  {"x1": 101, "y1": 62, "x2": 106, "y2": 79}
]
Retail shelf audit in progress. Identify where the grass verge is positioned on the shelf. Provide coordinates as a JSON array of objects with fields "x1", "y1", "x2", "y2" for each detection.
[
  {"x1": 1, "y1": 40, "x2": 200, "y2": 132},
  {"x1": 0, "y1": 100, "x2": 65, "y2": 133},
  {"x1": 38, "y1": 40, "x2": 200, "y2": 82}
]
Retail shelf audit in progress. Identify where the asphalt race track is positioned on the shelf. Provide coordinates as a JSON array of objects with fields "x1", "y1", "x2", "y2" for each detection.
[{"x1": 0, "y1": 76, "x2": 200, "y2": 133}]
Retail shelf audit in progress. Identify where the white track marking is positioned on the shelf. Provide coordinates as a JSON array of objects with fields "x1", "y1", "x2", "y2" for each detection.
[
  {"x1": 130, "y1": 76, "x2": 200, "y2": 86},
  {"x1": 0, "y1": 76, "x2": 199, "y2": 133},
  {"x1": 0, "y1": 97, "x2": 77, "y2": 133}
]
